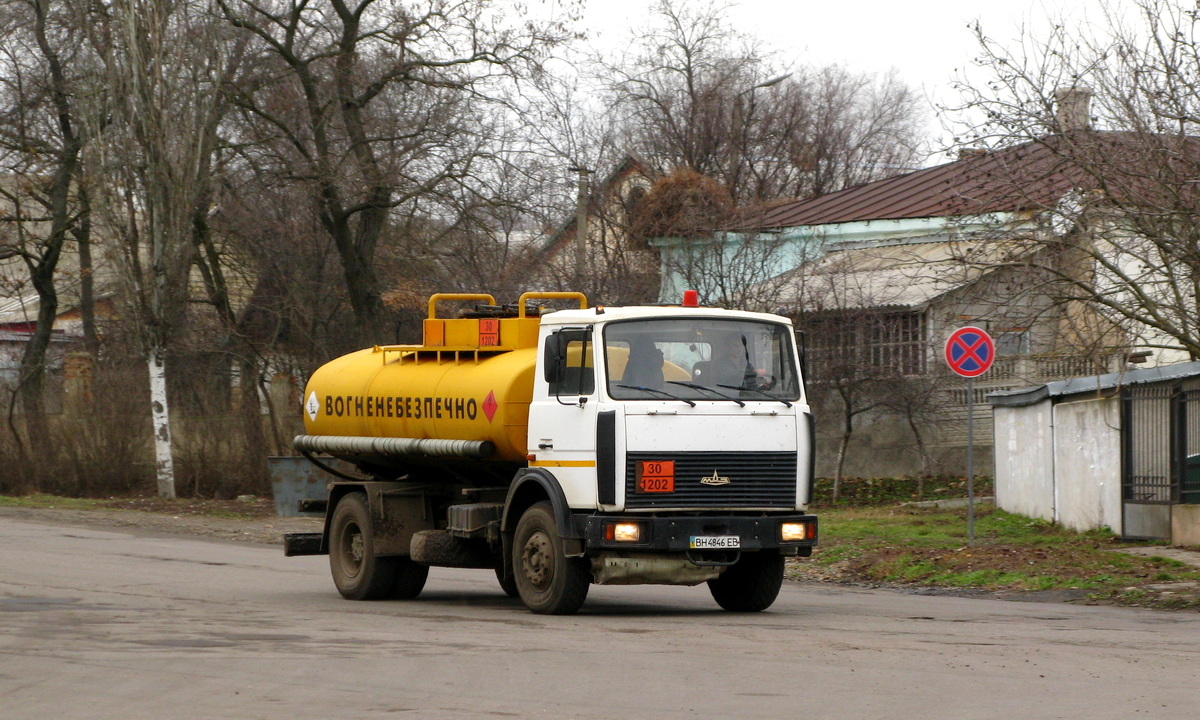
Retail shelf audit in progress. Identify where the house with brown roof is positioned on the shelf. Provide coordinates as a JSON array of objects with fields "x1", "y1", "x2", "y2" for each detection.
[{"x1": 651, "y1": 93, "x2": 1187, "y2": 476}]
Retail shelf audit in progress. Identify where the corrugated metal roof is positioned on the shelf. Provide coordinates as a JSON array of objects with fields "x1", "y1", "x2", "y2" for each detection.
[
  {"x1": 0, "y1": 291, "x2": 36, "y2": 322},
  {"x1": 988, "y1": 361, "x2": 1200, "y2": 407},
  {"x1": 729, "y1": 132, "x2": 1183, "y2": 231},
  {"x1": 1, "y1": 257, "x2": 118, "y2": 330},
  {"x1": 772, "y1": 237, "x2": 1030, "y2": 311}
]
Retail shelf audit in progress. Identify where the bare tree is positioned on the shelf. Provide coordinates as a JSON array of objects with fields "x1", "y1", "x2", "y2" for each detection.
[
  {"x1": 780, "y1": 237, "x2": 949, "y2": 494},
  {"x1": 880, "y1": 375, "x2": 944, "y2": 485},
  {"x1": 520, "y1": 156, "x2": 663, "y2": 305},
  {"x1": 657, "y1": 230, "x2": 793, "y2": 311},
  {"x1": 603, "y1": 0, "x2": 927, "y2": 204},
  {"x1": 796, "y1": 308, "x2": 895, "y2": 501},
  {"x1": 209, "y1": 165, "x2": 359, "y2": 359},
  {"x1": 946, "y1": 0, "x2": 1200, "y2": 363},
  {"x1": 90, "y1": 0, "x2": 237, "y2": 498},
  {"x1": 217, "y1": 0, "x2": 571, "y2": 346},
  {"x1": 628, "y1": 168, "x2": 789, "y2": 309},
  {"x1": 0, "y1": 0, "x2": 98, "y2": 481}
]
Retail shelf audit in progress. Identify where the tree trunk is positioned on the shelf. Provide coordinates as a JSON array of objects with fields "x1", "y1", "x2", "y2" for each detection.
[
  {"x1": 834, "y1": 426, "x2": 851, "y2": 503},
  {"x1": 148, "y1": 346, "x2": 176, "y2": 499},
  {"x1": 18, "y1": 244, "x2": 65, "y2": 486},
  {"x1": 74, "y1": 188, "x2": 99, "y2": 356},
  {"x1": 323, "y1": 199, "x2": 387, "y2": 348},
  {"x1": 833, "y1": 383, "x2": 857, "y2": 503},
  {"x1": 339, "y1": 242, "x2": 386, "y2": 347},
  {"x1": 906, "y1": 412, "x2": 932, "y2": 495}
]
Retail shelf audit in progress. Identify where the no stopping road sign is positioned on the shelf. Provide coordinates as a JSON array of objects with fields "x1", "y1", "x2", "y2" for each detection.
[{"x1": 944, "y1": 326, "x2": 995, "y2": 378}]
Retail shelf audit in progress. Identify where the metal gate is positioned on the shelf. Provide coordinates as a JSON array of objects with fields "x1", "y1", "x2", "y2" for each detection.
[
  {"x1": 1181, "y1": 388, "x2": 1200, "y2": 505},
  {"x1": 1121, "y1": 385, "x2": 1200, "y2": 539}
]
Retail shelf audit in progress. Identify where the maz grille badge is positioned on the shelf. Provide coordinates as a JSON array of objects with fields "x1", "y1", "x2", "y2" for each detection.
[{"x1": 700, "y1": 470, "x2": 731, "y2": 486}]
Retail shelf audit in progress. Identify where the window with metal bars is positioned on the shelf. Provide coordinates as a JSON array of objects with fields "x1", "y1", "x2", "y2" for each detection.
[{"x1": 804, "y1": 311, "x2": 926, "y2": 378}]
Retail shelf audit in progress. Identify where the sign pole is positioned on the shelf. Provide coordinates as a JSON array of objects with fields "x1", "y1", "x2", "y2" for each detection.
[
  {"x1": 944, "y1": 326, "x2": 993, "y2": 550},
  {"x1": 967, "y1": 376, "x2": 975, "y2": 546}
]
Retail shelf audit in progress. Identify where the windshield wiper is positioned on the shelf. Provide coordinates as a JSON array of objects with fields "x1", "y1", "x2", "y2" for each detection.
[
  {"x1": 616, "y1": 384, "x2": 696, "y2": 407},
  {"x1": 666, "y1": 380, "x2": 745, "y2": 407},
  {"x1": 717, "y1": 383, "x2": 793, "y2": 408}
]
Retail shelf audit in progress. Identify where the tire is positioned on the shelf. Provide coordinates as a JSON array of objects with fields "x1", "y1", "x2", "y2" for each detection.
[
  {"x1": 707, "y1": 551, "x2": 785, "y2": 612},
  {"x1": 512, "y1": 501, "x2": 591, "y2": 614},
  {"x1": 328, "y1": 492, "x2": 397, "y2": 600},
  {"x1": 389, "y1": 558, "x2": 429, "y2": 600},
  {"x1": 495, "y1": 564, "x2": 520, "y2": 598}
]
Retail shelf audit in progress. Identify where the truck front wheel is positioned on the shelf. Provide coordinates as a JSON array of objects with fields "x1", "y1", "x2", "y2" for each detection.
[
  {"x1": 329, "y1": 492, "x2": 428, "y2": 601},
  {"x1": 495, "y1": 564, "x2": 519, "y2": 598},
  {"x1": 512, "y1": 502, "x2": 590, "y2": 614},
  {"x1": 707, "y1": 551, "x2": 785, "y2": 612}
]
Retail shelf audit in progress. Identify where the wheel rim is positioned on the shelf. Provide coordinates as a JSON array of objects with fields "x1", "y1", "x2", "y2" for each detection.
[
  {"x1": 520, "y1": 529, "x2": 554, "y2": 591},
  {"x1": 338, "y1": 521, "x2": 365, "y2": 579}
]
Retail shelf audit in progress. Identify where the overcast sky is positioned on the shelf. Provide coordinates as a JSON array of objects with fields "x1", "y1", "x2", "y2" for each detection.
[
  {"x1": 575, "y1": 0, "x2": 1108, "y2": 160},
  {"x1": 582, "y1": 0, "x2": 1101, "y2": 96}
]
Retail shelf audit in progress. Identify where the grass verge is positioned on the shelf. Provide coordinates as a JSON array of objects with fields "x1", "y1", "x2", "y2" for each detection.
[{"x1": 792, "y1": 502, "x2": 1200, "y2": 610}]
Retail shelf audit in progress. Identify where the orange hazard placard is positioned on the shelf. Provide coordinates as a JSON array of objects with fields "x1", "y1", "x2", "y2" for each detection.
[
  {"x1": 636, "y1": 460, "x2": 675, "y2": 493},
  {"x1": 478, "y1": 318, "x2": 500, "y2": 346}
]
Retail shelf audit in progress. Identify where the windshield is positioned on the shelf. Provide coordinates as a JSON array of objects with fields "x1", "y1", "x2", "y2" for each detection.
[{"x1": 604, "y1": 318, "x2": 801, "y2": 402}]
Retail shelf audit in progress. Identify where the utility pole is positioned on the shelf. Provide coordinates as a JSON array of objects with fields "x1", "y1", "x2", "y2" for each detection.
[{"x1": 568, "y1": 166, "x2": 591, "y2": 289}]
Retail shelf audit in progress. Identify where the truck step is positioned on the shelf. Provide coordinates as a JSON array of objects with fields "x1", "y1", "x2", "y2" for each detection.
[
  {"x1": 410, "y1": 529, "x2": 496, "y2": 568},
  {"x1": 284, "y1": 532, "x2": 325, "y2": 557}
]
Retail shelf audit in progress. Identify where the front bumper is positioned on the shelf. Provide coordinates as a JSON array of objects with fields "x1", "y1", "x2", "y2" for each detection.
[{"x1": 576, "y1": 513, "x2": 818, "y2": 554}]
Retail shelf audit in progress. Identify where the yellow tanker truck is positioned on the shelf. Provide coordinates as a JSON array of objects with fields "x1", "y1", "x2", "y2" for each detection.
[{"x1": 285, "y1": 291, "x2": 817, "y2": 614}]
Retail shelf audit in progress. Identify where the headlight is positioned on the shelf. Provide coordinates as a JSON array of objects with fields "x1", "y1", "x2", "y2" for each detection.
[
  {"x1": 780, "y1": 522, "x2": 809, "y2": 542},
  {"x1": 605, "y1": 522, "x2": 642, "y2": 542}
]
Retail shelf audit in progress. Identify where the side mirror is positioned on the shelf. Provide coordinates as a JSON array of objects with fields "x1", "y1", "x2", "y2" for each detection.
[{"x1": 795, "y1": 329, "x2": 809, "y2": 393}]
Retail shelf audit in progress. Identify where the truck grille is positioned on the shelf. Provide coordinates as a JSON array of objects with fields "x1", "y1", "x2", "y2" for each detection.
[{"x1": 624, "y1": 451, "x2": 798, "y2": 509}]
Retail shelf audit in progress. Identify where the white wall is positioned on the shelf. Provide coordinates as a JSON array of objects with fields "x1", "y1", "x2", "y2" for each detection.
[
  {"x1": 995, "y1": 397, "x2": 1123, "y2": 533},
  {"x1": 1052, "y1": 397, "x2": 1123, "y2": 535},
  {"x1": 993, "y1": 403, "x2": 1055, "y2": 521}
]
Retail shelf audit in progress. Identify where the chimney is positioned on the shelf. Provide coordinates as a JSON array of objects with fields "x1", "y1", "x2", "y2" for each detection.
[{"x1": 1054, "y1": 87, "x2": 1093, "y2": 132}]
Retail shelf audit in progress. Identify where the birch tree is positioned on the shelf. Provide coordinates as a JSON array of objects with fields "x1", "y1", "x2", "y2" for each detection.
[{"x1": 93, "y1": 0, "x2": 236, "y2": 498}]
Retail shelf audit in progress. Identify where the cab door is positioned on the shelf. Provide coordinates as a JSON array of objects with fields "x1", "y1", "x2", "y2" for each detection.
[{"x1": 526, "y1": 327, "x2": 602, "y2": 509}]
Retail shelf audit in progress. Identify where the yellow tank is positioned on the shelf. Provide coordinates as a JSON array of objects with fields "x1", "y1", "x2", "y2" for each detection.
[
  {"x1": 300, "y1": 292, "x2": 588, "y2": 463},
  {"x1": 303, "y1": 346, "x2": 536, "y2": 462}
]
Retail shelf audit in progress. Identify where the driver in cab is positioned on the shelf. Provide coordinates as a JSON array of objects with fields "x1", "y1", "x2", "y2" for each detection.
[{"x1": 693, "y1": 334, "x2": 756, "y2": 388}]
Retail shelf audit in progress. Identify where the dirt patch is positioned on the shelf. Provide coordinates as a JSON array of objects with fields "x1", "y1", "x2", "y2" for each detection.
[
  {"x1": 0, "y1": 499, "x2": 322, "y2": 546},
  {"x1": 98, "y1": 495, "x2": 284, "y2": 518}
]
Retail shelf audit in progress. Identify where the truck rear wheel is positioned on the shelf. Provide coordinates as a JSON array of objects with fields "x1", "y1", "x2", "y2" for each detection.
[
  {"x1": 707, "y1": 551, "x2": 785, "y2": 612},
  {"x1": 330, "y1": 492, "x2": 427, "y2": 601},
  {"x1": 513, "y1": 501, "x2": 590, "y2": 614}
]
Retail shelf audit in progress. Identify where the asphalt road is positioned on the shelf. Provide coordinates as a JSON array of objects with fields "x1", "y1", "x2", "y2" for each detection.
[{"x1": 2, "y1": 514, "x2": 1199, "y2": 720}]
